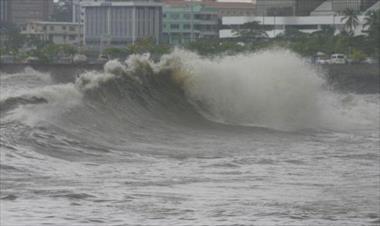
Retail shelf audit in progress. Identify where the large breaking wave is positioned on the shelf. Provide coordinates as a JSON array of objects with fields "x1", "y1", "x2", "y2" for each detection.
[{"x1": 1, "y1": 49, "x2": 378, "y2": 132}]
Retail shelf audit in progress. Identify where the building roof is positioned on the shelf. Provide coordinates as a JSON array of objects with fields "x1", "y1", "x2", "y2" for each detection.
[
  {"x1": 365, "y1": 1, "x2": 380, "y2": 13},
  {"x1": 310, "y1": 0, "x2": 334, "y2": 16},
  {"x1": 163, "y1": 0, "x2": 255, "y2": 9}
]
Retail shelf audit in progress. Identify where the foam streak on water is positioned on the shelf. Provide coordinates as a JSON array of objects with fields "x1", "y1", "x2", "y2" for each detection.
[{"x1": 0, "y1": 49, "x2": 379, "y2": 226}]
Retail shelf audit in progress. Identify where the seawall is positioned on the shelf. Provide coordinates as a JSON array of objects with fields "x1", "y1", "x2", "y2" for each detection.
[
  {"x1": 319, "y1": 64, "x2": 379, "y2": 93},
  {"x1": 0, "y1": 64, "x2": 104, "y2": 83}
]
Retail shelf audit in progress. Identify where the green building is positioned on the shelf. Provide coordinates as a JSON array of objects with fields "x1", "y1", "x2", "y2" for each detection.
[{"x1": 162, "y1": 3, "x2": 219, "y2": 45}]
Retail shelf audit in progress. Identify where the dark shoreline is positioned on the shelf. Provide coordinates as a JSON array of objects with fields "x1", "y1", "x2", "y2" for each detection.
[{"x1": 1, "y1": 63, "x2": 379, "y2": 93}]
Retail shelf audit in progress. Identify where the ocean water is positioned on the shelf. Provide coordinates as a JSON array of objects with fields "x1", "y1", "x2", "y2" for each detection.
[{"x1": 1, "y1": 50, "x2": 379, "y2": 226}]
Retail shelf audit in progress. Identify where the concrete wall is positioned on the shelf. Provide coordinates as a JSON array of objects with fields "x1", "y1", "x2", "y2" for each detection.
[
  {"x1": 0, "y1": 64, "x2": 104, "y2": 83},
  {"x1": 320, "y1": 64, "x2": 380, "y2": 93}
]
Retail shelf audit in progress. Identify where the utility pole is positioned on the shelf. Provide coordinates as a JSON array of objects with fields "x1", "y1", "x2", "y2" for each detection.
[
  {"x1": 273, "y1": 10, "x2": 276, "y2": 38},
  {"x1": 190, "y1": 0, "x2": 194, "y2": 42}
]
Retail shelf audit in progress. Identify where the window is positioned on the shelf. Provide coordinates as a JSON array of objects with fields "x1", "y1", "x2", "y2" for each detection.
[
  {"x1": 171, "y1": 13, "x2": 179, "y2": 19},
  {"x1": 183, "y1": 13, "x2": 191, "y2": 19},
  {"x1": 183, "y1": 24, "x2": 191, "y2": 30},
  {"x1": 62, "y1": 26, "x2": 66, "y2": 30},
  {"x1": 69, "y1": 26, "x2": 75, "y2": 31},
  {"x1": 170, "y1": 24, "x2": 179, "y2": 29},
  {"x1": 50, "y1": 26, "x2": 54, "y2": 31},
  {"x1": 69, "y1": 35, "x2": 76, "y2": 40}
]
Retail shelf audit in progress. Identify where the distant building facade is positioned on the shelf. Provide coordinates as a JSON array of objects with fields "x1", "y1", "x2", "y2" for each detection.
[
  {"x1": 220, "y1": 15, "x2": 367, "y2": 39},
  {"x1": 72, "y1": 0, "x2": 106, "y2": 23},
  {"x1": 21, "y1": 21, "x2": 83, "y2": 45},
  {"x1": 82, "y1": 0, "x2": 162, "y2": 47},
  {"x1": 162, "y1": 2, "x2": 218, "y2": 45},
  {"x1": 163, "y1": 0, "x2": 256, "y2": 17},
  {"x1": 0, "y1": 0, "x2": 54, "y2": 25},
  {"x1": 203, "y1": 0, "x2": 255, "y2": 17},
  {"x1": 256, "y1": 0, "x2": 325, "y2": 16},
  {"x1": 0, "y1": 0, "x2": 9, "y2": 23}
]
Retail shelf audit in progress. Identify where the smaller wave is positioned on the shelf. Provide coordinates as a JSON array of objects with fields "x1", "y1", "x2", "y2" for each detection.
[
  {"x1": 2, "y1": 84, "x2": 82, "y2": 126},
  {"x1": 0, "y1": 67, "x2": 51, "y2": 82},
  {"x1": 1, "y1": 50, "x2": 378, "y2": 132},
  {"x1": 0, "y1": 96, "x2": 48, "y2": 113}
]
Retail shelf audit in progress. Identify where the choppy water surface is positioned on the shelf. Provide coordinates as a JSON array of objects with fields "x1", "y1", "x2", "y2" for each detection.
[{"x1": 1, "y1": 50, "x2": 379, "y2": 226}]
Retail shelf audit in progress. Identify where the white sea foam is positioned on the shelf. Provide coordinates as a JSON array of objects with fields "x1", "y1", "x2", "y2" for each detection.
[
  {"x1": 164, "y1": 49, "x2": 379, "y2": 131},
  {"x1": 4, "y1": 84, "x2": 82, "y2": 125},
  {"x1": 1, "y1": 49, "x2": 378, "y2": 131}
]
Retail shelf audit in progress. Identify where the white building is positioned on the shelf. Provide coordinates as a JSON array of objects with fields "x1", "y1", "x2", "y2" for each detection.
[
  {"x1": 311, "y1": 0, "x2": 380, "y2": 16},
  {"x1": 220, "y1": 15, "x2": 368, "y2": 39},
  {"x1": 21, "y1": 21, "x2": 83, "y2": 45},
  {"x1": 82, "y1": 0, "x2": 162, "y2": 47}
]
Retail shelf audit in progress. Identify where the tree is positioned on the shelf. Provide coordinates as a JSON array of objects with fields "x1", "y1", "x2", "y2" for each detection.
[
  {"x1": 127, "y1": 38, "x2": 170, "y2": 56},
  {"x1": 0, "y1": 22, "x2": 26, "y2": 53},
  {"x1": 341, "y1": 8, "x2": 359, "y2": 36},
  {"x1": 363, "y1": 10, "x2": 380, "y2": 57},
  {"x1": 51, "y1": 0, "x2": 73, "y2": 22},
  {"x1": 281, "y1": 27, "x2": 307, "y2": 41},
  {"x1": 351, "y1": 48, "x2": 367, "y2": 62},
  {"x1": 185, "y1": 39, "x2": 246, "y2": 56},
  {"x1": 26, "y1": 44, "x2": 77, "y2": 63},
  {"x1": 103, "y1": 47, "x2": 128, "y2": 59},
  {"x1": 233, "y1": 21, "x2": 268, "y2": 42}
]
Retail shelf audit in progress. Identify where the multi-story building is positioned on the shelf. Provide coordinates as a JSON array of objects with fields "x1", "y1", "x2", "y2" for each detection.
[
  {"x1": 256, "y1": 0, "x2": 325, "y2": 16},
  {"x1": 0, "y1": 0, "x2": 54, "y2": 25},
  {"x1": 202, "y1": 0, "x2": 256, "y2": 17},
  {"x1": 220, "y1": 15, "x2": 367, "y2": 39},
  {"x1": 82, "y1": 0, "x2": 162, "y2": 47},
  {"x1": 0, "y1": 0, "x2": 9, "y2": 23},
  {"x1": 162, "y1": 2, "x2": 218, "y2": 45},
  {"x1": 72, "y1": 0, "x2": 106, "y2": 23},
  {"x1": 163, "y1": 0, "x2": 256, "y2": 17},
  {"x1": 21, "y1": 21, "x2": 83, "y2": 45}
]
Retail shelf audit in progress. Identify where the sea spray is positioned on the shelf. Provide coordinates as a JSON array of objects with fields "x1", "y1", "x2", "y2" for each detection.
[
  {"x1": 166, "y1": 49, "x2": 324, "y2": 131},
  {"x1": 163, "y1": 49, "x2": 378, "y2": 131},
  {"x1": 1, "y1": 49, "x2": 378, "y2": 131}
]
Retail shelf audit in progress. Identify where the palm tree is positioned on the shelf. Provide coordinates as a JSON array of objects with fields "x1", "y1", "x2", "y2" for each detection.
[
  {"x1": 364, "y1": 10, "x2": 380, "y2": 32},
  {"x1": 341, "y1": 8, "x2": 359, "y2": 36},
  {"x1": 363, "y1": 10, "x2": 380, "y2": 57}
]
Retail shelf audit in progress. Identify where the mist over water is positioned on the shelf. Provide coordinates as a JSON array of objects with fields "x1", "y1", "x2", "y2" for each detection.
[{"x1": 1, "y1": 49, "x2": 379, "y2": 226}]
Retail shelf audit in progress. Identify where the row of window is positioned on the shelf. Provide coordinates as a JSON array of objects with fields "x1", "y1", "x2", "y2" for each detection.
[
  {"x1": 164, "y1": 24, "x2": 191, "y2": 30},
  {"x1": 27, "y1": 25, "x2": 78, "y2": 32},
  {"x1": 163, "y1": 13, "x2": 217, "y2": 20},
  {"x1": 46, "y1": 26, "x2": 77, "y2": 31},
  {"x1": 164, "y1": 23, "x2": 217, "y2": 31}
]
